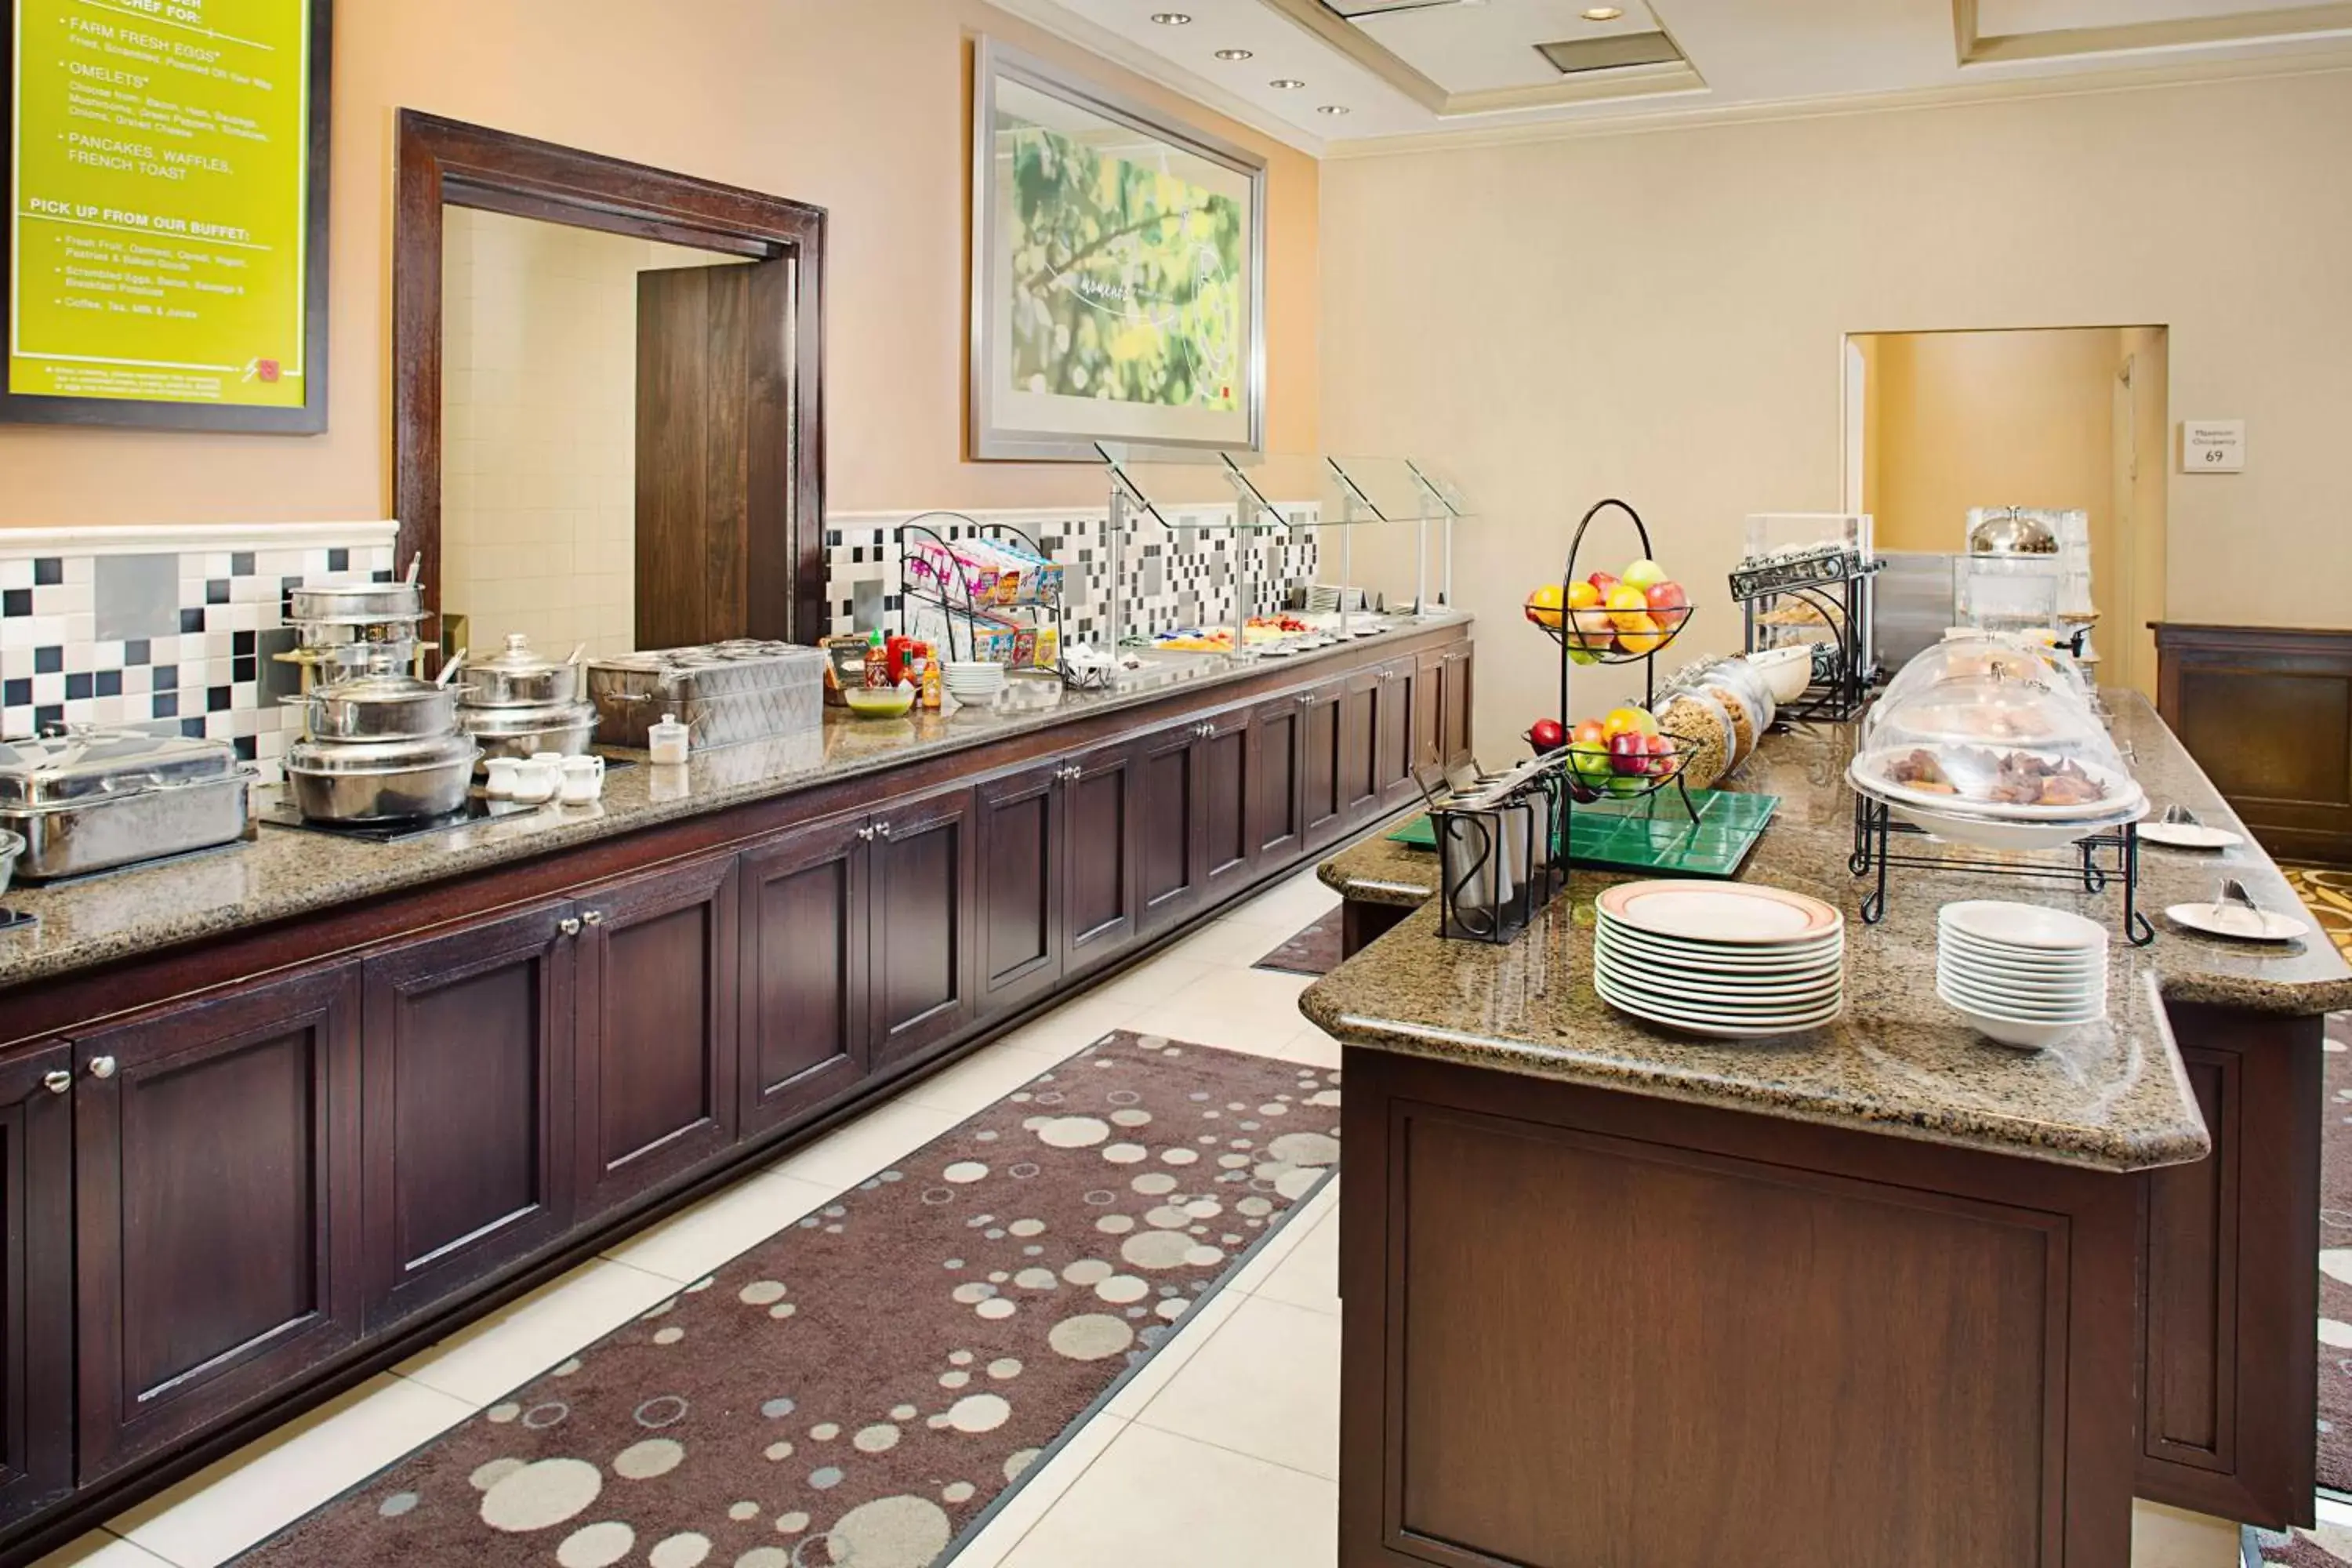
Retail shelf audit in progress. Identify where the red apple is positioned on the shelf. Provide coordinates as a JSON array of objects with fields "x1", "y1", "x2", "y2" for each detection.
[
  {"x1": 1527, "y1": 718, "x2": 1567, "y2": 753},
  {"x1": 1643, "y1": 731, "x2": 1679, "y2": 776},
  {"x1": 1586, "y1": 571, "x2": 1620, "y2": 601},
  {"x1": 1643, "y1": 580, "x2": 1688, "y2": 618},
  {"x1": 1608, "y1": 731, "x2": 1649, "y2": 775}
]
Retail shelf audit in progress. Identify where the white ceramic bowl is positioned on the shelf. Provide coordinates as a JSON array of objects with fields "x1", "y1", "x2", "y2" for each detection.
[
  {"x1": 1746, "y1": 645, "x2": 1815, "y2": 703},
  {"x1": 1939, "y1": 900, "x2": 2109, "y2": 951},
  {"x1": 1938, "y1": 985, "x2": 2105, "y2": 1048}
]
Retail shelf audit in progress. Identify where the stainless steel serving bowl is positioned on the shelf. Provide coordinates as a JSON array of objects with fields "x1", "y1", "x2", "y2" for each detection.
[
  {"x1": 458, "y1": 633, "x2": 581, "y2": 708},
  {"x1": 303, "y1": 673, "x2": 459, "y2": 742},
  {"x1": 289, "y1": 579, "x2": 423, "y2": 622},
  {"x1": 0, "y1": 828, "x2": 21, "y2": 901},
  {"x1": 459, "y1": 700, "x2": 600, "y2": 764},
  {"x1": 294, "y1": 615, "x2": 429, "y2": 648},
  {"x1": 284, "y1": 734, "x2": 480, "y2": 823}
]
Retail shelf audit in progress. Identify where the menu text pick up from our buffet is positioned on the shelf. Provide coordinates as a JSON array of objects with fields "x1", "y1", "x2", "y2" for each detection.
[{"x1": 6, "y1": 0, "x2": 322, "y2": 422}]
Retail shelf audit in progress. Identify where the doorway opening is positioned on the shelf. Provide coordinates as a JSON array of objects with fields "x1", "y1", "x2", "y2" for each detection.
[{"x1": 1843, "y1": 325, "x2": 2169, "y2": 697}]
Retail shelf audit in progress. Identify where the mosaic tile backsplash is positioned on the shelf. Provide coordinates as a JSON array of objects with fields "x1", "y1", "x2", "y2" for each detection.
[
  {"x1": 822, "y1": 503, "x2": 1320, "y2": 644},
  {"x1": 0, "y1": 525, "x2": 400, "y2": 776}
]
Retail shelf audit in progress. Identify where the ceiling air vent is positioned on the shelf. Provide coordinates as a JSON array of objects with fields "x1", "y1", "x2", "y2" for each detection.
[{"x1": 1535, "y1": 31, "x2": 1686, "y2": 74}]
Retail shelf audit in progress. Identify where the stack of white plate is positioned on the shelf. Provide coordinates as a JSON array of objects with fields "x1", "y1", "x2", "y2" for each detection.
[
  {"x1": 943, "y1": 661, "x2": 1006, "y2": 706},
  {"x1": 1936, "y1": 901, "x2": 2107, "y2": 1049},
  {"x1": 1593, "y1": 880, "x2": 1846, "y2": 1039}
]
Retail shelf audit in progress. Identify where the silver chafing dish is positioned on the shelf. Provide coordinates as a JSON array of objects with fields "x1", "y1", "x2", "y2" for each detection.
[
  {"x1": 454, "y1": 633, "x2": 598, "y2": 764},
  {"x1": 587, "y1": 640, "x2": 826, "y2": 750},
  {"x1": 0, "y1": 728, "x2": 255, "y2": 880},
  {"x1": 287, "y1": 574, "x2": 424, "y2": 623},
  {"x1": 302, "y1": 673, "x2": 459, "y2": 742},
  {"x1": 283, "y1": 732, "x2": 480, "y2": 823},
  {"x1": 0, "y1": 828, "x2": 22, "y2": 901},
  {"x1": 459, "y1": 633, "x2": 583, "y2": 708}
]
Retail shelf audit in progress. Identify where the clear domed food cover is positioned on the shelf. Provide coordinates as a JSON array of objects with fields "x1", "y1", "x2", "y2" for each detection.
[
  {"x1": 1874, "y1": 631, "x2": 2089, "y2": 714},
  {"x1": 1854, "y1": 640, "x2": 2140, "y2": 826}
]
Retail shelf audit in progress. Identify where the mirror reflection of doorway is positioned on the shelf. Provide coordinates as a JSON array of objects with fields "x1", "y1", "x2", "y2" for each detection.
[{"x1": 1845, "y1": 325, "x2": 2169, "y2": 697}]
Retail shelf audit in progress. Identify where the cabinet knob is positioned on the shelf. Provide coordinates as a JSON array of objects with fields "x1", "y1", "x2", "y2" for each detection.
[
  {"x1": 581, "y1": 909, "x2": 604, "y2": 927},
  {"x1": 855, "y1": 825, "x2": 877, "y2": 842},
  {"x1": 558, "y1": 916, "x2": 583, "y2": 937},
  {"x1": 876, "y1": 821, "x2": 895, "y2": 837},
  {"x1": 42, "y1": 1069, "x2": 70, "y2": 1095},
  {"x1": 87, "y1": 1055, "x2": 117, "y2": 1080}
]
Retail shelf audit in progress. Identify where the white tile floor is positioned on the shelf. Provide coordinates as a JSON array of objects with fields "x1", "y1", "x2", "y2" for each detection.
[{"x1": 34, "y1": 866, "x2": 2256, "y2": 1567}]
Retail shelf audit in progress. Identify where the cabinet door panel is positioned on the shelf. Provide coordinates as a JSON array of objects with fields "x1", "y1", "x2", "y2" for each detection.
[
  {"x1": 362, "y1": 906, "x2": 575, "y2": 1332},
  {"x1": 1443, "y1": 645, "x2": 1475, "y2": 764},
  {"x1": 740, "y1": 816, "x2": 870, "y2": 1136},
  {"x1": 575, "y1": 854, "x2": 739, "y2": 1216},
  {"x1": 1301, "y1": 681, "x2": 1348, "y2": 851},
  {"x1": 873, "y1": 787, "x2": 976, "y2": 1067},
  {"x1": 1065, "y1": 742, "x2": 1141, "y2": 968},
  {"x1": 1200, "y1": 711, "x2": 1254, "y2": 898},
  {"x1": 1250, "y1": 695, "x2": 1305, "y2": 864},
  {"x1": 976, "y1": 764, "x2": 1062, "y2": 1017},
  {"x1": 76, "y1": 964, "x2": 362, "y2": 1478},
  {"x1": 1339, "y1": 669, "x2": 1381, "y2": 825},
  {"x1": 1138, "y1": 724, "x2": 1204, "y2": 931},
  {"x1": 1415, "y1": 650, "x2": 1446, "y2": 774},
  {"x1": 0, "y1": 1046, "x2": 71, "y2": 1527},
  {"x1": 1378, "y1": 659, "x2": 1421, "y2": 807}
]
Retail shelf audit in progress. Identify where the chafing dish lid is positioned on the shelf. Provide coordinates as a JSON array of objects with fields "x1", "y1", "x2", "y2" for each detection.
[
  {"x1": 458, "y1": 700, "x2": 599, "y2": 736},
  {"x1": 0, "y1": 728, "x2": 241, "y2": 808},
  {"x1": 284, "y1": 733, "x2": 481, "y2": 775},
  {"x1": 474, "y1": 632, "x2": 569, "y2": 678}
]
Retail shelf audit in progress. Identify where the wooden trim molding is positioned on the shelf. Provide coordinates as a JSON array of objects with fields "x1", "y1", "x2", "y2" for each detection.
[{"x1": 391, "y1": 112, "x2": 829, "y2": 641}]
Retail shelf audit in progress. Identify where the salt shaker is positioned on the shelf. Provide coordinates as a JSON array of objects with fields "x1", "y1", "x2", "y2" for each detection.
[{"x1": 648, "y1": 713, "x2": 691, "y2": 766}]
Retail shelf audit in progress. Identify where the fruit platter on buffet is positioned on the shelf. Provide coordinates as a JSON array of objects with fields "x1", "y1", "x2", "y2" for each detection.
[{"x1": 1845, "y1": 631, "x2": 2154, "y2": 942}]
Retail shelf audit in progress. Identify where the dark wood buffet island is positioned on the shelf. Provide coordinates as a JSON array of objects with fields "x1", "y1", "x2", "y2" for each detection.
[
  {"x1": 0, "y1": 617, "x2": 1471, "y2": 1561},
  {"x1": 1303, "y1": 699, "x2": 2352, "y2": 1567}
]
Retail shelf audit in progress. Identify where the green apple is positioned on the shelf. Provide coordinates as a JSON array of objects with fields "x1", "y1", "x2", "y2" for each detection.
[{"x1": 1621, "y1": 558, "x2": 1668, "y2": 592}]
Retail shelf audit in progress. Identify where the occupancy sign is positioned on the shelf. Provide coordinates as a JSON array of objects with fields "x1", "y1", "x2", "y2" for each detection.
[{"x1": 8, "y1": 0, "x2": 318, "y2": 416}]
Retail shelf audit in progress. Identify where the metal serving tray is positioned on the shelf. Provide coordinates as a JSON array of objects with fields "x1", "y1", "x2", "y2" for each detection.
[
  {"x1": 0, "y1": 730, "x2": 255, "y2": 879},
  {"x1": 587, "y1": 641, "x2": 826, "y2": 750}
]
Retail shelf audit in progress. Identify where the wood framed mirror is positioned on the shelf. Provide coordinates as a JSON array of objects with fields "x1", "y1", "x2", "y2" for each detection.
[{"x1": 392, "y1": 111, "x2": 827, "y2": 652}]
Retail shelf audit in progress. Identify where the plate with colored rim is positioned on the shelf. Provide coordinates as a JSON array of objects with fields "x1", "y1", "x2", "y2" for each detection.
[
  {"x1": 1595, "y1": 960, "x2": 1843, "y2": 1011},
  {"x1": 1595, "y1": 881, "x2": 1842, "y2": 946},
  {"x1": 2163, "y1": 902, "x2": 2310, "y2": 943},
  {"x1": 1595, "y1": 931, "x2": 1844, "y2": 982},
  {"x1": 1937, "y1": 900, "x2": 2108, "y2": 953},
  {"x1": 1595, "y1": 972, "x2": 1844, "y2": 1038}
]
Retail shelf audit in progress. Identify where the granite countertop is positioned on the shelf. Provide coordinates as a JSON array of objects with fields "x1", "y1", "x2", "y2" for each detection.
[
  {"x1": 1301, "y1": 693, "x2": 2352, "y2": 1174},
  {"x1": 0, "y1": 615, "x2": 1468, "y2": 994}
]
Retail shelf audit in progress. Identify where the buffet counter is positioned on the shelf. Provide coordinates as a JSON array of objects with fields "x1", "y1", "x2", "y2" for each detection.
[
  {"x1": 0, "y1": 615, "x2": 1472, "y2": 1561},
  {"x1": 1308, "y1": 695, "x2": 2348, "y2": 1565}
]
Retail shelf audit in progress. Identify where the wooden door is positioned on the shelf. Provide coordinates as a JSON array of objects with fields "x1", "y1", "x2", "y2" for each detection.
[
  {"x1": 1063, "y1": 739, "x2": 1142, "y2": 971},
  {"x1": 1138, "y1": 720, "x2": 1207, "y2": 932},
  {"x1": 1300, "y1": 679, "x2": 1348, "y2": 851},
  {"x1": 1338, "y1": 668, "x2": 1382, "y2": 826},
  {"x1": 635, "y1": 259, "x2": 795, "y2": 645},
  {"x1": 975, "y1": 761, "x2": 1065, "y2": 1018},
  {"x1": 1376, "y1": 658, "x2": 1421, "y2": 808},
  {"x1": 1198, "y1": 706, "x2": 1256, "y2": 899},
  {"x1": 0, "y1": 1046, "x2": 71, "y2": 1527},
  {"x1": 739, "y1": 815, "x2": 871, "y2": 1138},
  {"x1": 361, "y1": 904, "x2": 576, "y2": 1332},
  {"x1": 75, "y1": 965, "x2": 363, "y2": 1477},
  {"x1": 1250, "y1": 692, "x2": 1306, "y2": 865},
  {"x1": 575, "y1": 853, "x2": 740, "y2": 1217},
  {"x1": 871, "y1": 786, "x2": 977, "y2": 1068},
  {"x1": 1414, "y1": 648, "x2": 1447, "y2": 775}
]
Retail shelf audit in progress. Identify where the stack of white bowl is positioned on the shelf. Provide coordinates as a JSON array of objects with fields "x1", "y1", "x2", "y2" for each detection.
[
  {"x1": 944, "y1": 661, "x2": 1006, "y2": 706},
  {"x1": 1936, "y1": 900, "x2": 2108, "y2": 1048},
  {"x1": 1592, "y1": 880, "x2": 1846, "y2": 1039}
]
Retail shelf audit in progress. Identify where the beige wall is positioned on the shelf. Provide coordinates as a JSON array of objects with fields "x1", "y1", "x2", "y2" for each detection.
[
  {"x1": 0, "y1": 0, "x2": 1320, "y2": 527},
  {"x1": 1323, "y1": 70, "x2": 2352, "y2": 754}
]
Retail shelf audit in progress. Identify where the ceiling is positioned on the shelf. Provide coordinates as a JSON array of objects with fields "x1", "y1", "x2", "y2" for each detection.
[{"x1": 989, "y1": 0, "x2": 2352, "y2": 148}]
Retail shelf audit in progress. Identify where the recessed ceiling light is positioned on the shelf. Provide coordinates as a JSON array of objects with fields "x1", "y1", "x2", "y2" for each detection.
[
  {"x1": 1581, "y1": 5, "x2": 1624, "y2": 19},
  {"x1": 1150, "y1": 11, "x2": 1191, "y2": 24},
  {"x1": 1214, "y1": 47, "x2": 1254, "y2": 60},
  {"x1": 1269, "y1": 77, "x2": 1307, "y2": 89},
  {"x1": 1317, "y1": 104, "x2": 1351, "y2": 115}
]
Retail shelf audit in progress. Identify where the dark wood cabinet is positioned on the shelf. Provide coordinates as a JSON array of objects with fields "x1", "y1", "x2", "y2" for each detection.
[
  {"x1": 1300, "y1": 678, "x2": 1349, "y2": 851},
  {"x1": 0, "y1": 1047, "x2": 72, "y2": 1528},
  {"x1": 976, "y1": 761, "x2": 1065, "y2": 1019},
  {"x1": 1438, "y1": 645, "x2": 1475, "y2": 766},
  {"x1": 739, "y1": 815, "x2": 871, "y2": 1137},
  {"x1": 1374, "y1": 658, "x2": 1421, "y2": 808},
  {"x1": 1338, "y1": 669, "x2": 1382, "y2": 826},
  {"x1": 361, "y1": 906, "x2": 576, "y2": 1332},
  {"x1": 574, "y1": 854, "x2": 739, "y2": 1218},
  {"x1": 1063, "y1": 739, "x2": 1142, "y2": 971},
  {"x1": 1250, "y1": 691, "x2": 1306, "y2": 864},
  {"x1": 1138, "y1": 720, "x2": 1208, "y2": 932},
  {"x1": 870, "y1": 786, "x2": 977, "y2": 1068},
  {"x1": 74, "y1": 966, "x2": 364, "y2": 1478},
  {"x1": 1197, "y1": 707, "x2": 1256, "y2": 900},
  {"x1": 2154, "y1": 622, "x2": 2352, "y2": 865}
]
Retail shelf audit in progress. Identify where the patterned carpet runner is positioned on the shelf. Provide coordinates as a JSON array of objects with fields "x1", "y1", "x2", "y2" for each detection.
[
  {"x1": 1253, "y1": 909, "x2": 1344, "y2": 977},
  {"x1": 234, "y1": 1031, "x2": 1339, "y2": 1568}
]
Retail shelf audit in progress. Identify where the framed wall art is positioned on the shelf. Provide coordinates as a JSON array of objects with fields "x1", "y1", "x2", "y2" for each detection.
[{"x1": 969, "y1": 38, "x2": 1265, "y2": 461}]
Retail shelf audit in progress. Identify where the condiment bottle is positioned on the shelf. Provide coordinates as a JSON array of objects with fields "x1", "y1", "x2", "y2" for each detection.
[
  {"x1": 648, "y1": 713, "x2": 690, "y2": 766},
  {"x1": 863, "y1": 629, "x2": 889, "y2": 690},
  {"x1": 920, "y1": 642, "x2": 942, "y2": 710}
]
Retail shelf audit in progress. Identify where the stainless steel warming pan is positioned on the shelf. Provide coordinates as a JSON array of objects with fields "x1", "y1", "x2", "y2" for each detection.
[{"x1": 0, "y1": 729, "x2": 254, "y2": 880}]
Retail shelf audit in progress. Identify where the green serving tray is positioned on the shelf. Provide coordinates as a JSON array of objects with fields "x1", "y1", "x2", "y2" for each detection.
[{"x1": 1388, "y1": 788, "x2": 1779, "y2": 879}]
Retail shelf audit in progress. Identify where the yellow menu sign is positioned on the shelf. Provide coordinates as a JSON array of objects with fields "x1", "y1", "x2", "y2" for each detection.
[{"x1": 8, "y1": 0, "x2": 315, "y2": 415}]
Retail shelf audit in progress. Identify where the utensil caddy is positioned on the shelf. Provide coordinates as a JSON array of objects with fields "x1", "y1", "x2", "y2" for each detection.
[
  {"x1": 1426, "y1": 756, "x2": 1566, "y2": 946},
  {"x1": 1847, "y1": 793, "x2": 2154, "y2": 946}
]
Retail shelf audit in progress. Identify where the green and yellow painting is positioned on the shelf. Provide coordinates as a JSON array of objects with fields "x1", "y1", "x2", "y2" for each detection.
[{"x1": 1000, "y1": 111, "x2": 1246, "y2": 414}]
